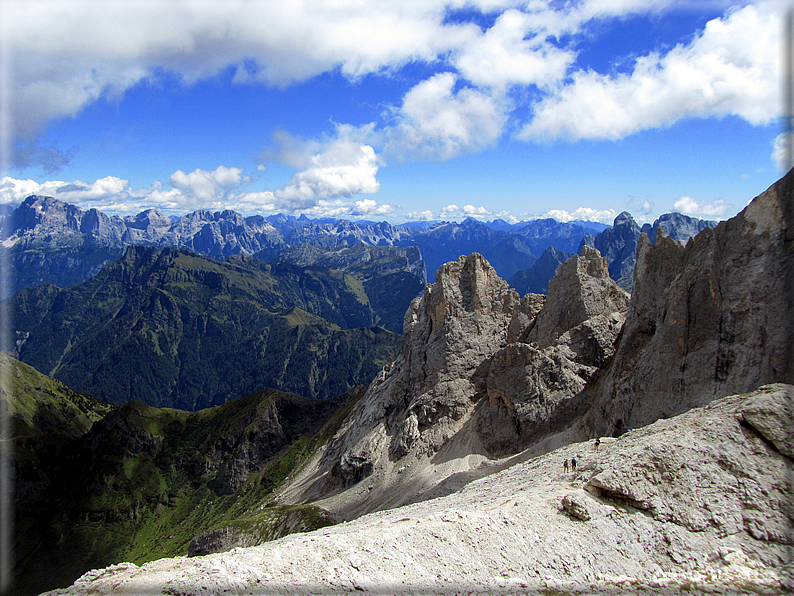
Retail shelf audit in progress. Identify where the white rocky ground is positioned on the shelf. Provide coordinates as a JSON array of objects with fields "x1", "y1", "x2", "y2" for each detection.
[{"x1": 44, "y1": 385, "x2": 792, "y2": 595}]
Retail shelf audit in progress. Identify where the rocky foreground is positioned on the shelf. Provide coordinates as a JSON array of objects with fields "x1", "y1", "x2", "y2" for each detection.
[{"x1": 44, "y1": 384, "x2": 792, "y2": 595}]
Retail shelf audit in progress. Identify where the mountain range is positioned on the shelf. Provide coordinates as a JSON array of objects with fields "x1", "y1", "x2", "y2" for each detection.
[
  {"x1": 5, "y1": 351, "x2": 359, "y2": 595},
  {"x1": 10, "y1": 170, "x2": 792, "y2": 595},
  {"x1": 1, "y1": 194, "x2": 712, "y2": 300}
]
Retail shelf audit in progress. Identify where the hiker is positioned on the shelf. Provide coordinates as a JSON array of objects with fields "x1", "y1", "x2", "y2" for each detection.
[
  {"x1": 594, "y1": 437, "x2": 601, "y2": 452},
  {"x1": 571, "y1": 457, "x2": 577, "y2": 471},
  {"x1": 563, "y1": 459, "x2": 569, "y2": 472}
]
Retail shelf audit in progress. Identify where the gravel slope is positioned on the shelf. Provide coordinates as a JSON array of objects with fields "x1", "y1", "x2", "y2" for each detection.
[{"x1": 43, "y1": 385, "x2": 792, "y2": 595}]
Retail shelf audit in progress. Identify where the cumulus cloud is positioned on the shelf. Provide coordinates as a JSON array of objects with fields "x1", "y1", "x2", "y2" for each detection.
[
  {"x1": 519, "y1": 3, "x2": 778, "y2": 141},
  {"x1": 5, "y1": 0, "x2": 475, "y2": 140},
  {"x1": 673, "y1": 196, "x2": 730, "y2": 217},
  {"x1": 6, "y1": 0, "x2": 779, "y2": 171},
  {"x1": 462, "y1": 204, "x2": 491, "y2": 216},
  {"x1": 0, "y1": 175, "x2": 181, "y2": 213},
  {"x1": 384, "y1": 73, "x2": 507, "y2": 162},
  {"x1": 403, "y1": 210, "x2": 436, "y2": 221},
  {"x1": 532, "y1": 207, "x2": 618, "y2": 224},
  {"x1": 169, "y1": 166, "x2": 246, "y2": 202},
  {"x1": 453, "y1": 9, "x2": 574, "y2": 89},
  {"x1": 295, "y1": 198, "x2": 396, "y2": 219},
  {"x1": 0, "y1": 156, "x2": 397, "y2": 218},
  {"x1": 273, "y1": 140, "x2": 383, "y2": 207}
]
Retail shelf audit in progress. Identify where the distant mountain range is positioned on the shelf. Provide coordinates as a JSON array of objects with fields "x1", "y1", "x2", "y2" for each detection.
[
  {"x1": 578, "y1": 211, "x2": 717, "y2": 292},
  {"x1": 1, "y1": 196, "x2": 610, "y2": 297},
  {"x1": 1, "y1": 194, "x2": 716, "y2": 303}
]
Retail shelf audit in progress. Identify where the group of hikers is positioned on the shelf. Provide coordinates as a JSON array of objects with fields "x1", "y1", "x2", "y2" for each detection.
[{"x1": 563, "y1": 437, "x2": 602, "y2": 473}]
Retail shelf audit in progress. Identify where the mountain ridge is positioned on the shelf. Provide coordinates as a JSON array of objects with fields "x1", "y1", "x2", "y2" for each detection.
[
  {"x1": 7, "y1": 246, "x2": 402, "y2": 409},
  {"x1": 2, "y1": 194, "x2": 715, "y2": 299},
  {"x1": 11, "y1": 169, "x2": 794, "y2": 595}
]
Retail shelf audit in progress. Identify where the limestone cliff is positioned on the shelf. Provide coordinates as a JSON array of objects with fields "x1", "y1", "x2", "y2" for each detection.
[
  {"x1": 481, "y1": 246, "x2": 629, "y2": 454},
  {"x1": 279, "y1": 249, "x2": 630, "y2": 517},
  {"x1": 585, "y1": 169, "x2": 794, "y2": 435}
]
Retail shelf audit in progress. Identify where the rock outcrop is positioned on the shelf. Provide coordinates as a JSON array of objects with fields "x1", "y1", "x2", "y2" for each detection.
[
  {"x1": 280, "y1": 249, "x2": 630, "y2": 517},
  {"x1": 481, "y1": 247, "x2": 629, "y2": 454},
  {"x1": 323, "y1": 253, "x2": 524, "y2": 495},
  {"x1": 586, "y1": 169, "x2": 794, "y2": 435}
]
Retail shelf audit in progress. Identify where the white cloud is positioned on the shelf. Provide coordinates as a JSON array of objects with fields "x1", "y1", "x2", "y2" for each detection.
[
  {"x1": 0, "y1": 171, "x2": 399, "y2": 219},
  {"x1": 453, "y1": 9, "x2": 574, "y2": 89},
  {"x1": 403, "y1": 210, "x2": 436, "y2": 221},
  {"x1": 4, "y1": 0, "x2": 478, "y2": 140},
  {"x1": 441, "y1": 204, "x2": 460, "y2": 214},
  {"x1": 773, "y1": 131, "x2": 792, "y2": 174},
  {"x1": 520, "y1": 3, "x2": 778, "y2": 141},
  {"x1": 6, "y1": 0, "x2": 778, "y2": 170},
  {"x1": 383, "y1": 73, "x2": 508, "y2": 162},
  {"x1": 169, "y1": 166, "x2": 245, "y2": 202},
  {"x1": 297, "y1": 197, "x2": 396, "y2": 219},
  {"x1": 0, "y1": 175, "x2": 184, "y2": 213},
  {"x1": 462, "y1": 204, "x2": 491, "y2": 216},
  {"x1": 1, "y1": 136, "x2": 390, "y2": 216},
  {"x1": 273, "y1": 140, "x2": 383, "y2": 208},
  {"x1": 350, "y1": 198, "x2": 396, "y2": 217},
  {"x1": 673, "y1": 195, "x2": 730, "y2": 217},
  {"x1": 533, "y1": 207, "x2": 618, "y2": 224}
]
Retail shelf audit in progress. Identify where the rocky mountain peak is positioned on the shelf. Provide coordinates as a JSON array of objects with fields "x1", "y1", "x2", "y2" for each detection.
[
  {"x1": 281, "y1": 250, "x2": 630, "y2": 515},
  {"x1": 612, "y1": 210, "x2": 635, "y2": 227},
  {"x1": 528, "y1": 246, "x2": 629, "y2": 348},
  {"x1": 429, "y1": 252, "x2": 515, "y2": 320},
  {"x1": 585, "y1": 168, "x2": 794, "y2": 435}
]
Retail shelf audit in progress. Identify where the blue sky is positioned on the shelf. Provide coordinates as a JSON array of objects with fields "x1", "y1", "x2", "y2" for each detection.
[{"x1": 0, "y1": 0, "x2": 786, "y2": 224}]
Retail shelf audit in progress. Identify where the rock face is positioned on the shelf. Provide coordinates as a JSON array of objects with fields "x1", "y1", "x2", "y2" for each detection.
[
  {"x1": 325, "y1": 253, "x2": 523, "y2": 491},
  {"x1": 480, "y1": 247, "x2": 629, "y2": 454},
  {"x1": 44, "y1": 385, "x2": 792, "y2": 596},
  {"x1": 582, "y1": 384, "x2": 794, "y2": 550},
  {"x1": 280, "y1": 249, "x2": 630, "y2": 516},
  {"x1": 586, "y1": 170, "x2": 794, "y2": 435}
]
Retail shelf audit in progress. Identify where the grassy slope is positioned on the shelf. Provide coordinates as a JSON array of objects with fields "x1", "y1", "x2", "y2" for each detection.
[{"x1": 8, "y1": 355, "x2": 365, "y2": 595}]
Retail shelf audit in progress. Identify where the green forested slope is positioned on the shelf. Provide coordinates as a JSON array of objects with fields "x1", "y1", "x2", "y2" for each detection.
[{"x1": 8, "y1": 246, "x2": 400, "y2": 409}]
